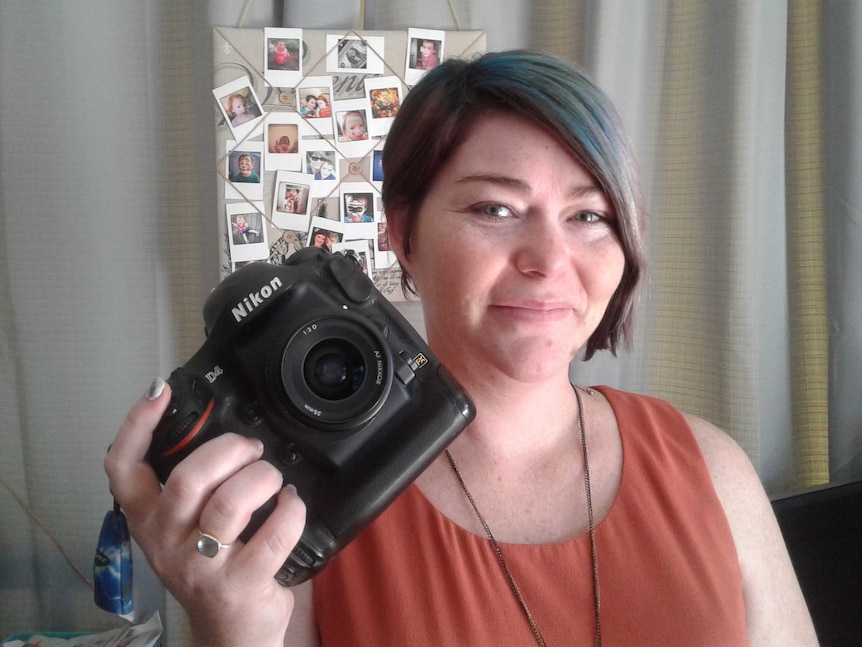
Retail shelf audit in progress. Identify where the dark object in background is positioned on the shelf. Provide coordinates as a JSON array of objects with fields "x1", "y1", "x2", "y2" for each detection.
[{"x1": 772, "y1": 479, "x2": 862, "y2": 647}]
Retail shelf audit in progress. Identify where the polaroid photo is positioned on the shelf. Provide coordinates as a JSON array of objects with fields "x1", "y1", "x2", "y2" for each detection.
[
  {"x1": 307, "y1": 216, "x2": 348, "y2": 252},
  {"x1": 226, "y1": 202, "x2": 269, "y2": 263},
  {"x1": 374, "y1": 219, "x2": 398, "y2": 271},
  {"x1": 326, "y1": 34, "x2": 385, "y2": 75},
  {"x1": 405, "y1": 28, "x2": 445, "y2": 85},
  {"x1": 264, "y1": 28, "x2": 303, "y2": 87},
  {"x1": 332, "y1": 98, "x2": 375, "y2": 158},
  {"x1": 340, "y1": 182, "x2": 378, "y2": 241},
  {"x1": 295, "y1": 76, "x2": 334, "y2": 138},
  {"x1": 304, "y1": 144, "x2": 341, "y2": 197},
  {"x1": 371, "y1": 149, "x2": 384, "y2": 187},
  {"x1": 264, "y1": 113, "x2": 303, "y2": 171},
  {"x1": 339, "y1": 181, "x2": 377, "y2": 224},
  {"x1": 272, "y1": 170, "x2": 313, "y2": 232},
  {"x1": 224, "y1": 140, "x2": 264, "y2": 201},
  {"x1": 214, "y1": 77, "x2": 265, "y2": 141},
  {"x1": 305, "y1": 146, "x2": 339, "y2": 179},
  {"x1": 308, "y1": 197, "x2": 340, "y2": 223},
  {"x1": 365, "y1": 76, "x2": 403, "y2": 139},
  {"x1": 332, "y1": 239, "x2": 372, "y2": 275}
]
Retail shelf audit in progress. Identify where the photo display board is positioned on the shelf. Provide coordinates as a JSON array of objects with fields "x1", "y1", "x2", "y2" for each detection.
[{"x1": 214, "y1": 27, "x2": 486, "y2": 300}]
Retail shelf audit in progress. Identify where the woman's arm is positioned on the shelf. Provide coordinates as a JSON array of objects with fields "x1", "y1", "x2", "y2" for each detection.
[{"x1": 686, "y1": 414, "x2": 819, "y2": 646}]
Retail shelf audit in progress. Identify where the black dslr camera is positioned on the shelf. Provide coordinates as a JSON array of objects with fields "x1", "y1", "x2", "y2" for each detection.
[{"x1": 146, "y1": 248, "x2": 475, "y2": 585}]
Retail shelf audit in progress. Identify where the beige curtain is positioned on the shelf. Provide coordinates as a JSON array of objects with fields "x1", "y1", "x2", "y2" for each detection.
[
  {"x1": 534, "y1": 0, "x2": 830, "y2": 488},
  {"x1": 1, "y1": 0, "x2": 855, "y2": 643}
]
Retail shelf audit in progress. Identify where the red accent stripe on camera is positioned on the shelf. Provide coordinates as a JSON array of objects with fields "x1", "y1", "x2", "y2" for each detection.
[{"x1": 164, "y1": 399, "x2": 215, "y2": 456}]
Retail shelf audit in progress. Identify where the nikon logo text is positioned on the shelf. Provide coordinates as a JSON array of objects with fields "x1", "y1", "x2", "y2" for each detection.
[{"x1": 231, "y1": 277, "x2": 283, "y2": 322}]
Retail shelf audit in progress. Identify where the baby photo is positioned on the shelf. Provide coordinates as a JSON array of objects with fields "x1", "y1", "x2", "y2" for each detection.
[
  {"x1": 265, "y1": 114, "x2": 303, "y2": 171},
  {"x1": 337, "y1": 109, "x2": 369, "y2": 142},
  {"x1": 213, "y1": 77, "x2": 265, "y2": 140}
]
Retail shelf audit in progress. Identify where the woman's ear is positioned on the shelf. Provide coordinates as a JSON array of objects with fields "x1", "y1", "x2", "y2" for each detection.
[{"x1": 384, "y1": 203, "x2": 411, "y2": 270}]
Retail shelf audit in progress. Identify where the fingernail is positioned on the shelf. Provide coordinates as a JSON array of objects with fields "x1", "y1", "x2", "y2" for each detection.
[
  {"x1": 146, "y1": 377, "x2": 166, "y2": 401},
  {"x1": 284, "y1": 483, "x2": 297, "y2": 495}
]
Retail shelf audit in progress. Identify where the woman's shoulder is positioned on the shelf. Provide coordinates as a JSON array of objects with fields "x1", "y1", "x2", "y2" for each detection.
[
  {"x1": 593, "y1": 386, "x2": 758, "y2": 496},
  {"x1": 595, "y1": 386, "x2": 746, "y2": 459},
  {"x1": 679, "y1": 417, "x2": 818, "y2": 643},
  {"x1": 681, "y1": 412, "x2": 758, "y2": 489}
]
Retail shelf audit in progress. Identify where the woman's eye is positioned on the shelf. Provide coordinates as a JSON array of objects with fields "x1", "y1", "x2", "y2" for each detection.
[
  {"x1": 574, "y1": 211, "x2": 605, "y2": 224},
  {"x1": 480, "y1": 204, "x2": 514, "y2": 218}
]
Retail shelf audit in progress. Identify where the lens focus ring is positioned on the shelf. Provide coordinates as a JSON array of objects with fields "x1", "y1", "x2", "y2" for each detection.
[{"x1": 280, "y1": 316, "x2": 391, "y2": 428}]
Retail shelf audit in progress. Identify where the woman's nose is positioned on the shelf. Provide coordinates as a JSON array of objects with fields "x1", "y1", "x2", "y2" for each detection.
[{"x1": 514, "y1": 219, "x2": 570, "y2": 278}]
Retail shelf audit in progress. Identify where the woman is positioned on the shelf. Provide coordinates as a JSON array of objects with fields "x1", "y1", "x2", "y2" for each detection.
[{"x1": 105, "y1": 51, "x2": 816, "y2": 646}]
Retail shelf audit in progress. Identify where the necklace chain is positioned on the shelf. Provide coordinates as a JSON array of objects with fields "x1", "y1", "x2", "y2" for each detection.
[{"x1": 445, "y1": 385, "x2": 602, "y2": 647}]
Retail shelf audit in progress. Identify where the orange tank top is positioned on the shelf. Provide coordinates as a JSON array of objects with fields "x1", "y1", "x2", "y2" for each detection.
[{"x1": 313, "y1": 386, "x2": 748, "y2": 646}]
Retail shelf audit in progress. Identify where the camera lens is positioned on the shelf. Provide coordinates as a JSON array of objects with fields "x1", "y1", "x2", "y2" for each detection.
[
  {"x1": 280, "y1": 316, "x2": 391, "y2": 428},
  {"x1": 304, "y1": 340, "x2": 365, "y2": 400}
]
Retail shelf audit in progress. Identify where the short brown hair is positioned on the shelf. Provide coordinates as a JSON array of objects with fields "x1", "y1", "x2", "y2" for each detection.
[{"x1": 382, "y1": 51, "x2": 646, "y2": 359}]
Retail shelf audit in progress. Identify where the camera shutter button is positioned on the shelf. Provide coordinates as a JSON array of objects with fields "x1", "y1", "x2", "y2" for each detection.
[{"x1": 327, "y1": 253, "x2": 373, "y2": 303}]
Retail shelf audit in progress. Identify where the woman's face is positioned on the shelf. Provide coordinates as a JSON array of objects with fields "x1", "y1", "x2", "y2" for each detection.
[
  {"x1": 394, "y1": 113, "x2": 625, "y2": 384},
  {"x1": 313, "y1": 232, "x2": 327, "y2": 247},
  {"x1": 309, "y1": 154, "x2": 325, "y2": 172},
  {"x1": 420, "y1": 41, "x2": 436, "y2": 59}
]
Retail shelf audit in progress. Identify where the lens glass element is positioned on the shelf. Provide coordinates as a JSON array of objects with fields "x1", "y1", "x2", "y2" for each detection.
[{"x1": 304, "y1": 340, "x2": 366, "y2": 400}]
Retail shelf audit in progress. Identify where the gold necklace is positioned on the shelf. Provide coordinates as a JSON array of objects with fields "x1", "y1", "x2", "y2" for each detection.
[{"x1": 445, "y1": 385, "x2": 602, "y2": 647}]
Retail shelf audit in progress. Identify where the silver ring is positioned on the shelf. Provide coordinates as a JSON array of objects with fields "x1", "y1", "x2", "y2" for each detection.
[{"x1": 196, "y1": 531, "x2": 233, "y2": 558}]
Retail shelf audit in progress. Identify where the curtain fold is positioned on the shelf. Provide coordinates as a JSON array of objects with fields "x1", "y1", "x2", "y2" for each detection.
[
  {"x1": 1, "y1": 0, "x2": 858, "y2": 642},
  {"x1": 785, "y1": 1, "x2": 830, "y2": 487}
]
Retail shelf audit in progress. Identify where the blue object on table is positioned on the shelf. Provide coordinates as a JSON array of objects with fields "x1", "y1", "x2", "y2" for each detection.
[{"x1": 93, "y1": 499, "x2": 133, "y2": 615}]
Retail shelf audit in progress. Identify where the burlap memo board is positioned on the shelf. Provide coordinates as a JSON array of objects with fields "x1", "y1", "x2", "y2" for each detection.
[{"x1": 213, "y1": 27, "x2": 486, "y2": 301}]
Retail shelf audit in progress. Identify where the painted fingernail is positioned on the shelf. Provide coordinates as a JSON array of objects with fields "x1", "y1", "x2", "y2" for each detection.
[{"x1": 146, "y1": 377, "x2": 166, "y2": 401}]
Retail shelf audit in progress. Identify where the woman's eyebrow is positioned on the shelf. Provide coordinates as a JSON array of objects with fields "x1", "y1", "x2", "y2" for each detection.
[
  {"x1": 455, "y1": 173, "x2": 604, "y2": 199},
  {"x1": 454, "y1": 174, "x2": 532, "y2": 192},
  {"x1": 568, "y1": 184, "x2": 604, "y2": 199}
]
